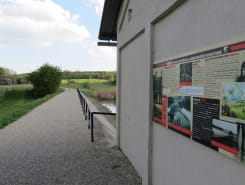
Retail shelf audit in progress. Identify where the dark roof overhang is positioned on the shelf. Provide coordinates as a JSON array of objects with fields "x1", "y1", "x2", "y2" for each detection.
[{"x1": 98, "y1": 0, "x2": 123, "y2": 41}]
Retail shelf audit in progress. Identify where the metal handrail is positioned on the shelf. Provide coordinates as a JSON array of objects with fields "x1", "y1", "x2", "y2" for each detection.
[
  {"x1": 76, "y1": 88, "x2": 116, "y2": 142},
  {"x1": 90, "y1": 112, "x2": 116, "y2": 142}
]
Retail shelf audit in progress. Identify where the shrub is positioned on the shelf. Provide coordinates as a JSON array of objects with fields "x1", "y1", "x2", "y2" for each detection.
[
  {"x1": 110, "y1": 75, "x2": 117, "y2": 85},
  {"x1": 82, "y1": 81, "x2": 90, "y2": 89},
  {"x1": 29, "y1": 64, "x2": 62, "y2": 97}
]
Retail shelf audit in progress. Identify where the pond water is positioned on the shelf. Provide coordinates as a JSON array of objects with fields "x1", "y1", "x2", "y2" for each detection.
[{"x1": 98, "y1": 100, "x2": 116, "y2": 113}]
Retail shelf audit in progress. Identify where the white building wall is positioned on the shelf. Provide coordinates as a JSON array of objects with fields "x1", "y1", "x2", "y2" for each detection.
[
  {"x1": 117, "y1": 0, "x2": 245, "y2": 185},
  {"x1": 119, "y1": 32, "x2": 149, "y2": 184}
]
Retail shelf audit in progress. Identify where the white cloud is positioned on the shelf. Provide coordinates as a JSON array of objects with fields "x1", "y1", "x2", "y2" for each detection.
[
  {"x1": 88, "y1": 0, "x2": 104, "y2": 16},
  {"x1": 0, "y1": 0, "x2": 90, "y2": 46},
  {"x1": 86, "y1": 41, "x2": 116, "y2": 58},
  {"x1": 85, "y1": 41, "x2": 116, "y2": 71},
  {"x1": 83, "y1": 41, "x2": 116, "y2": 69}
]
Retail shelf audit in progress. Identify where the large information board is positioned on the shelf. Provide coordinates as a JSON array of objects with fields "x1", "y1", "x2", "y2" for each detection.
[{"x1": 153, "y1": 39, "x2": 245, "y2": 162}]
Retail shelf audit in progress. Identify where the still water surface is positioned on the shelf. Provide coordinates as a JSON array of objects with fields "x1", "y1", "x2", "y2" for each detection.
[{"x1": 98, "y1": 99, "x2": 116, "y2": 113}]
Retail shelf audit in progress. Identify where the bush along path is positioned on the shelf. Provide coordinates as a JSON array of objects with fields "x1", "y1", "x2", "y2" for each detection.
[{"x1": 0, "y1": 89, "x2": 141, "y2": 185}]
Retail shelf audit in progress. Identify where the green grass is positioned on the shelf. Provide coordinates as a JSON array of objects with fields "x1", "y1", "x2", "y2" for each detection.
[
  {"x1": 222, "y1": 100, "x2": 245, "y2": 120},
  {"x1": 61, "y1": 79, "x2": 109, "y2": 84},
  {"x1": 0, "y1": 87, "x2": 64, "y2": 129},
  {"x1": 61, "y1": 79, "x2": 115, "y2": 97}
]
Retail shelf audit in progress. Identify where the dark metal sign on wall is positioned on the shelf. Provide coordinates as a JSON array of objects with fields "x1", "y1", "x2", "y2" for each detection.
[{"x1": 153, "y1": 38, "x2": 245, "y2": 162}]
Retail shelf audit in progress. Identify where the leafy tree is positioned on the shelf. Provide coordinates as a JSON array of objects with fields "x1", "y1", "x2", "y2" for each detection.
[
  {"x1": 29, "y1": 64, "x2": 62, "y2": 97},
  {"x1": 0, "y1": 67, "x2": 5, "y2": 76}
]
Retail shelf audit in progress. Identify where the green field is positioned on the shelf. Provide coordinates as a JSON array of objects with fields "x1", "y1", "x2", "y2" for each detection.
[
  {"x1": 222, "y1": 100, "x2": 245, "y2": 120},
  {"x1": 61, "y1": 79, "x2": 115, "y2": 97},
  {"x1": 0, "y1": 87, "x2": 64, "y2": 128},
  {"x1": 61, "y1": 79, "x2": 109, "y2": 84}
]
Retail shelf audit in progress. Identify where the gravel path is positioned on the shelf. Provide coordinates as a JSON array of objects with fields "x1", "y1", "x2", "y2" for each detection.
[{"x1": 0, "y1": 89, "x2": 141, "y2": 185}]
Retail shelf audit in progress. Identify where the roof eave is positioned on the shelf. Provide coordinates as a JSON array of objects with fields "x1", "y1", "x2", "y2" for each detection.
[{"x1": 98, "y1": 0, "x2": 123, "y2": 41}]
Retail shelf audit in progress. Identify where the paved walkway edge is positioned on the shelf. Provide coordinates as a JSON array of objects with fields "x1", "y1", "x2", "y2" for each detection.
[{"x1": 78, "y1": 91, "x2": 116, "y2": 145}]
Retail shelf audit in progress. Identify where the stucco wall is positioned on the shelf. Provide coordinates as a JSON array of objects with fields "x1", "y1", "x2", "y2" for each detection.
[
  {"x1": 152, "y1": 1, "x2": 245, "y2": 185},
  {"x1": 119, "y1": 32, "x2": 149, "y2": 184},
  {"x1": 117, "y1": 0, "x2": 245, "y2": 185}
]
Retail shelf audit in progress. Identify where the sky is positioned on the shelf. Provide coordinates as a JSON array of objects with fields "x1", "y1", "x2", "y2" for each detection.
[{"x1": 0, "y1": 0, "x2": 116, "y2": 74}]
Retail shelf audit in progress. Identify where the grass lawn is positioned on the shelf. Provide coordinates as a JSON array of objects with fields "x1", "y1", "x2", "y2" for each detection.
[
  {"x1": 222, "y1": 100, "x2": 245, "y2": 120},
  {"x1": 61, "y1": 79, "x2": 115, "y2": 97},
  {"x1": 0, "y1": 87, "x2": 64, "y2": 129}
]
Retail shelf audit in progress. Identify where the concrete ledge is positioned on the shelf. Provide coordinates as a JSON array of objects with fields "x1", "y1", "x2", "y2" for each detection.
[{"x1": 80, "y1": 91, "x2": 116, "y2": 145}]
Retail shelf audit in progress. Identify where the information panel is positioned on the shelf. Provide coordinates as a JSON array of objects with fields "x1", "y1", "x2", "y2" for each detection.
[
  {"x1": 193, "y1": 98, "x2": 220, "y2": 147},
  {"x1": 153, "y1": 39, "x2": 245, "y2": 163}
]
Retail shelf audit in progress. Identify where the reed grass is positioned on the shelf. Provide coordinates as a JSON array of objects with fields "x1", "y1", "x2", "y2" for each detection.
[{"x1": 92, "y1": 87, "x2": 116, "y2": 100}]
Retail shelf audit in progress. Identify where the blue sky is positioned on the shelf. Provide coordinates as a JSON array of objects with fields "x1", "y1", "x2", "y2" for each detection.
[{"x1": 0, "y1": 0, "x2": 116, "y2": 74}]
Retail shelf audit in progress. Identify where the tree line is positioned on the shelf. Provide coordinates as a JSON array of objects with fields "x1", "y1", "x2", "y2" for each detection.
[
  {"x1": 0, "y1": 67, "x2": 16, "y2": 76},
  {"x1": 0, "y1": 67, "x2": 29, "y2": 84},
  {"x1": 0, "y1": 67, "x2": 116, "y2": 85},
  {"x1": 63, "y1": 71, "x2": 116, "y2": 81}
]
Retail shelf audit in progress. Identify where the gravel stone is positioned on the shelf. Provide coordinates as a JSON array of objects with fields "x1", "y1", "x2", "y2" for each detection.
[{"x1": 0, "y1": 89, "x2": 142, "y2": 185}]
